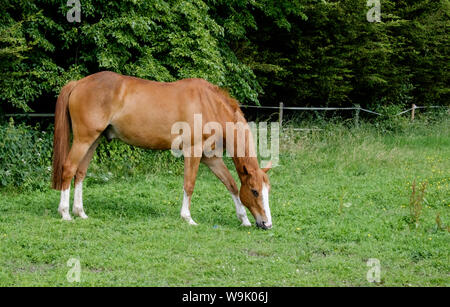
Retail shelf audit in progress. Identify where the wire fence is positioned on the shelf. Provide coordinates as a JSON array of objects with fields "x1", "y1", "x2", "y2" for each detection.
[
  {"x1": 4, "y1": 104, "x2": 447, "y2": 118},
  {"x1": 243, "y1": 103, "x2": 449, "y2": 128},
  {"x1": 240, "y1": 103, "x2": 447, "y2": 116},
  {"x1": 3, "y1": 113, "x2": 56, "y2": 118},
  {"x1": 3, "y1": 103, "x2": 448, "y2": 131}
]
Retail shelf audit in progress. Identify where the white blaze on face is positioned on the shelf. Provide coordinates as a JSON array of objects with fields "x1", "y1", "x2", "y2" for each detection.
[{"x1": 262, "y1": 184, "x2": 272, "y2": 228}]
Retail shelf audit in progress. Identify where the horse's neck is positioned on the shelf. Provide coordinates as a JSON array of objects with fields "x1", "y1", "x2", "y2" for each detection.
[{"x1": 228, "y1": 114, "x2": 259, "y2": 179}]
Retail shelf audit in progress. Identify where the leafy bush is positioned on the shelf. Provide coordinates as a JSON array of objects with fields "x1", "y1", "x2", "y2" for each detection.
[
  {"x1": 1, "y1": 110, "x2": 448, "y2": 190},
  {"x1": 0, "y1": 119, "x2": 184, "y2": 190},
  {"x1": 0, "y1": 119, "x2": 53, "y2": 190},
  {"x1": 372, "y1": 104, "x2": 411, "y2": 134},
  {"x1": 87, "y1": 139, "x2": 184, "y2": 184}
]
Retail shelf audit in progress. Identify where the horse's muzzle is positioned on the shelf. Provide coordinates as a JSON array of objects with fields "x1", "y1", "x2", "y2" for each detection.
[{"x1": 256, "y1": 220, "x2": 272, "y2": 230}]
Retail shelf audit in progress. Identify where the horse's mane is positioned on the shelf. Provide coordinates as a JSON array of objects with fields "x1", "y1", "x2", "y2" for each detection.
[{"x1": 212, "y1": 86, "x2": 244, "y2": 118}]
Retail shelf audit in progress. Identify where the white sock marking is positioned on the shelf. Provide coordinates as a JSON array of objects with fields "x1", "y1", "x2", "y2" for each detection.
[
  {"x1": 181, "y1": 190, "x2": 198, "y2": 225},
  {"x1": 231, "y1": 193, "x2": 251, "y2": 226},
  {"x1": 73, "y1": 181, "x2": 88, "y2": 219},
  {"x1": 58, "y1": 187, "x2": 72, "y2": 221},
  {"x1": 262, "y1": 184, "x2": 272, "y2": 228}
]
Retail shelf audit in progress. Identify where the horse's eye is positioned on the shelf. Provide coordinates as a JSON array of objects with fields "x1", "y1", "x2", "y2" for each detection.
[{"x1": 251, "y1": 189, "x2": 259, "y2": 197}]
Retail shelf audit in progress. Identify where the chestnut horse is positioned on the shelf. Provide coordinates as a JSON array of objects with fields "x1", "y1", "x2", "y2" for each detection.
[{"x1": 51, "y1": 71, "x2": 272, "y2": 229}]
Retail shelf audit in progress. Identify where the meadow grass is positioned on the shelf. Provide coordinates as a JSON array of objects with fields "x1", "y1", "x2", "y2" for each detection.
[{"x1": 0, "y1": 115, "x2": 449, "y2": 286}]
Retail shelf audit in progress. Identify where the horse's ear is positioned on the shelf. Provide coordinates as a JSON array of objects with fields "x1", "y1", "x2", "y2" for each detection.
[
  {"x1": 242, "y1": 165, "x2": 256, "y2": 176},
  {"x1": 262, "y1": 161, "x2": 272, "y2": 173},
  {"x1": 243, "y1": 165, "x2": 249, "y2": 175}
]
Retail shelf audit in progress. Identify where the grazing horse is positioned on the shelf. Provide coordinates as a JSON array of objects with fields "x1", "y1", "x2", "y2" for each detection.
[{"x1": 51, "y1": 71, "x2": 272, "y2": 229}]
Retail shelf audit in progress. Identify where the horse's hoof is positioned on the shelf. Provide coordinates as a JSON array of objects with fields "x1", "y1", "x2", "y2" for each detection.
[
  {"x1": 239, "y1": 217, "x2": 252, "y2": 227},
  {"x1": 73, "y1": 209, "x2": 88, "y2": 219},
  {"x1": 61, "y1": 214, "x2": 72, "y2": 221},
  {"x1": 181, "y1": 214, "x2": 198, "y2": 226},
  {"x1": 189, "y1": 219, "x2": 198, "y2": 226},
  {"x1": 58, "y1": 208, "x2": 72, "y2": 221},
  {"x1": 77, "y1": 212, "x2": 88, "y2": 219}
]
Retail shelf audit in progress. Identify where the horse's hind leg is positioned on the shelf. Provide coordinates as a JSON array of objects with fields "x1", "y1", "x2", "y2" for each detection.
[
  {"x1": 72, "y1": 137, "x2": 101, "y2": 219},
  {"x1": 58, "y1": 136, "x2": 99, "y2": 220},
  {"x1": 201, "y1": 157, "x2": 251, "y2": 226},
  {"x1": 181, "y1": 156, "x2": 201, "y2": 225}
]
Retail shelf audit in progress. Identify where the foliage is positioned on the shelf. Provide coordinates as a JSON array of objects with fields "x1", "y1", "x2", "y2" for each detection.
[
  {"x1": 0, "y1": 0, "x2": 262, "y2": 112},
  {"x1": 0, "y1": 119, "x2": 53, "y2": 190},
  {"x1": 0, "y1": 115, "x2": 448, "y2": 286},
  {"x1": 1, "y1": 0, "x2": 448, "y2": 112},
  {"x1": 0, "y1": 111, "x2": 447, "y2": 191},
  {"x1": 0, "y1": 120, "x2": 183, "y2": 190},
  {"x1": 237, "y1": 0, "x2": 449, "y2": 107}
]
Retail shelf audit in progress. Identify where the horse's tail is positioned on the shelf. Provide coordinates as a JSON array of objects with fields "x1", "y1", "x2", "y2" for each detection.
[{"x1": 51, "y1": 81, "x2": 77, "y2": 190}]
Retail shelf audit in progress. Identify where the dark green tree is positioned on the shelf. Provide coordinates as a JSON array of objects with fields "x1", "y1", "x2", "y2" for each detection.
[{"x1": 1, "y1": 0, "x2": 448, "y2": 112}]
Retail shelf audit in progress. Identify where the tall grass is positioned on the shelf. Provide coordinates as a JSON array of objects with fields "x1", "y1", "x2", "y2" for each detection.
[
  {"x1": 1, "y1": 108, "x2": 448, "y2": 191},
  {"x1": 0, "y1": 110, "x2": 448, "y2": 286},
  {"x1": 409, "y1": 180, "x2": 427, "y2": 228}
]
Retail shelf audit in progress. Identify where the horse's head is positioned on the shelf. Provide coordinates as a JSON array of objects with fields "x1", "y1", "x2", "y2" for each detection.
[{"x1": 239, "y1": 161, "x2": 272, "y2": 229}]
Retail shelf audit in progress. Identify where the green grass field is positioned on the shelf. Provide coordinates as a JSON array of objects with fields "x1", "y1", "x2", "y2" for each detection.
[{"x1": 0, "y1": 118, "x2": 449, "y2": 286}]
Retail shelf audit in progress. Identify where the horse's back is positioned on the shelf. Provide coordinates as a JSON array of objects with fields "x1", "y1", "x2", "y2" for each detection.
[{"x1": 67, "y1": 71, "x2": 236, "y2": 149}]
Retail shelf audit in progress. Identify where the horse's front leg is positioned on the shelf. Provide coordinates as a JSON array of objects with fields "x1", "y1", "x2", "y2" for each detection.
[
  {"x1": 181, "y1": 156, "x2": 201, "y2": 225},
  {"x1": 201, "y1": 157, "x2": 251, "y2": 227}
]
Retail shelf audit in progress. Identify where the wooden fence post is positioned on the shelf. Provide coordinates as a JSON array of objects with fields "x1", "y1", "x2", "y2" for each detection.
[
  {"x1": 411, "y1": 104, "x2": 416, "y2": 121},
  {"x1": 354, "y1": 104, "x2": 360, "y2": 126},
  {"x1": 279, "y1": 102, "x2": 284, "y2": 130}
]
